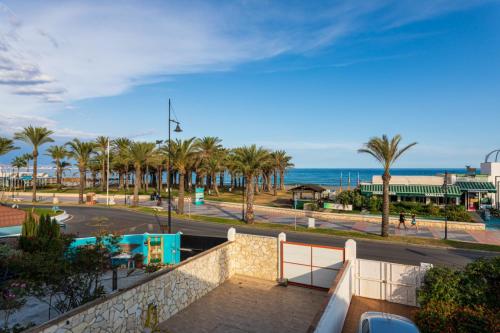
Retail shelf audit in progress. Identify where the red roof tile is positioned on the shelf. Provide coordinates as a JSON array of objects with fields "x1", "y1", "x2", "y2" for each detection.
[{"x1": 0, "y1": 206, "x2": 26, "y2": 227}]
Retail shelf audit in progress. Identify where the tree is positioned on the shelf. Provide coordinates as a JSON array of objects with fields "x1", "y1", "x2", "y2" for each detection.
[
  {"x1": 46, "y1": 145, "x2": 69, "y2": 189},
  {"x1": 358, "y1": 135, "x2": 416, "y2": 237},
  {"x1": 201, "y1": 150, "x2": 226, "y2": 196},
  {"x1": 272, "y1": 150, "x2": 293, "y2": 192},
  {"x1": 95, "y1": 136, "x2": 110, "y2": 191},
  {"x1": 0, "y1": 137, "x2": 18, "y2": 156},
  {"x1": 14, "y1": 126, "x2": 54, "y2": 202},
  {"x1": 66, "y1": 139, "x2": 95, "y2": 204},
  {"x1": 113, "y1": 138, "x2": 132, "y2": 191},
  {"x1": 11, "y1": 156, "x2": 27, "y2": 177},
  {"x1": 128, "y1": 142, "x2": 156, "y2": 206},
  {"x1": 21, "y1": 153, "x2": 33, "y2": 172},
  {"x1": 233, "y1": 145, "x2": 270, "y2": 223},
  {"x1": 172, "y1": 138, "x2": 197, "y2": 214},
  {"x1": 195, "y1": 136, "x2": 223, "y2": 188}
]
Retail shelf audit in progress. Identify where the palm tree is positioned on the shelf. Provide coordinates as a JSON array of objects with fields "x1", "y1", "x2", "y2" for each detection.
[
  {"x1": 274, "y1": 150, "x2": 294, "y2": 191},
  {"x1": 113, "y1": 138, "x2": 132, "y2": 190},
  {"x1": 0, "y1": 137, "x2": 18, "y2": 156},
  {"x1": 172, "y1": 138, "x2": 197, "y2": 214},
  {"x1": 95, "y1": 136, "x2": 110, "y2": 191},
  {"x1": 128, "y1": 141, "x2": 156, "y2": 206},
  {"x1": 66, "y1": 139, "x2": 95, "y2": 204},
  {"x1": 202, "y1": 151, "x2": 225, "y2": 196},
  {"x1": 358, "y1": 134, "x2": 417, "y2": 237},
  {"x1": 46, "y1": 145, "x2": 69, "y2": 189},
  {"x1": 21, "y1": 153, "x2": 33, "y2": 172},
  {"x1": 233, "y1": 145, "x2": 270, "y2": 223},
  {"x1": 11, "y1": 156, "x2": 27, "y2": 176},
  {"x1": 14, "y1": 126, "x2": 54, "y2": 202},
  {"x1": 195, "y1": 136, "x2": 223, "y2": 188}
]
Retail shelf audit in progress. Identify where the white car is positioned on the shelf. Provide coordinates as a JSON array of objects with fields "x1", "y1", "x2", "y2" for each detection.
[{"x1": 358, "y1": 312, "x2": 420, "y2": 333}]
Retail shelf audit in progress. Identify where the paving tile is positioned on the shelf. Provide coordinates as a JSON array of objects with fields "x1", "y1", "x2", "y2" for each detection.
[{"x1": 159, "y1": 275, "x2": 326, "y2": 333}]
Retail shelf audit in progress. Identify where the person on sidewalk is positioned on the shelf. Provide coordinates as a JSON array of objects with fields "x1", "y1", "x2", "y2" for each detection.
[
  {"x1": 410, "y1": 214, "x2": 418, "y2": 232},
  {"x1": 398, "y1": 212, "x2": 407, "y2": 230}
]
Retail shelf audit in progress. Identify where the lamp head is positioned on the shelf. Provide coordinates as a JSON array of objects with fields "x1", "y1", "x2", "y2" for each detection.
[{"x1": 174, "y1": 123, "x2": 182, "y2": 133}]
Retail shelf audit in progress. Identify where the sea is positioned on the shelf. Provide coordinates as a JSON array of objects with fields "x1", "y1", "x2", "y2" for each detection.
[
  {"x1": 282, "y1": 168, "x2": 467, "y2": 187},
  {"x1": 1, "y1": 166, "x2": 468, "y2": 188}
]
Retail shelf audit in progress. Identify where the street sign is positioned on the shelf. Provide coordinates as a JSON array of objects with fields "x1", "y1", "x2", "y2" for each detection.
[{"x1": 195, "y1": 187, "x2": 204, "y2": 205}]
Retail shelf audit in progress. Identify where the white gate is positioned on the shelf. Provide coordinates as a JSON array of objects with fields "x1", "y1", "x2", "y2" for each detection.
[
  {"x1": 355, "y1": 259, "x2": 429, "y2": 306},
  {"x1": 280, "y1": 241, "x2": 344, "y2": 289}
]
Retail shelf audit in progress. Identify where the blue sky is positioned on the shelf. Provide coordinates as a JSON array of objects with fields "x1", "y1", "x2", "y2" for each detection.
[{"x1": 0, "y1": 0, "x2": 499, "y2": 167}]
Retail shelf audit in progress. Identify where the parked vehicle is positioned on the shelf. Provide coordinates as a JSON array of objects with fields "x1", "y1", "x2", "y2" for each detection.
[{"x1": 358, "y1": 312, "x2": 420, "y2": 333}]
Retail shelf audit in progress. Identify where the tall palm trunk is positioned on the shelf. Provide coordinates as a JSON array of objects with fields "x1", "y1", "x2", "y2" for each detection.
[
  {"x1": 212, "y1": 172, "x2": 219, "y2": 196},
  {"x1": 133, "y1": 166, "x2": 141, "y2": 206},
  {"x1": 178, "y1": 173, "x2": 185, "y2": 214},
  {"x1": 230, "y1": 172, "x2": 235, "y2": 192},
  {"x1": 78, "y1": 166, "x2": 85, "y2": 204},
  {"x1": 125, "y1": 166, "x2": 130, "y2": 191},
  {"x1": 219, "y1": 171, "x2": 224, "y2": 188},
  {"x1": 100, "y1": 158, "x2": 106, "y2": 191},
  {"x1": 279, "y1": 170, "x2": 285, "y2": 191},
  {"x1": 119, "y1": 172, "x2": 124, "y2": 190},
  {"x1": 31, "y1": 151, "x2": 38, "y2": 202},
  {"x1": 381, "y1": 172, "x2": 391, "y2": 237},
  {"x1": 273, "y1": 170, "x2": 278, "y2": 196},
  {"x1": 246, "y1": 175, "x2": 255, "y2": 223}
]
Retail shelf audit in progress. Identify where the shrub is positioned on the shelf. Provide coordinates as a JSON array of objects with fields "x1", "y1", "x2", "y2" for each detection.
[
  {"x1": 20, "y1": 212, "x2": 37, "y2": 238},
  {"x1": 416, "y1": 257, "x2": 500, "y2": 333},
  {"x1": 418, "y1": 266, "x2": 461, "y2": 306}
]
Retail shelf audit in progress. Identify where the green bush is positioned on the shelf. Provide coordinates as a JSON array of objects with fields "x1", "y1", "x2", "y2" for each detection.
[
  {"x1": 415, "y1": 257, "x2": 500, "y2": 333},
  {"x1": 20, "y1": 212, "x2": 37, "y2": 238}
]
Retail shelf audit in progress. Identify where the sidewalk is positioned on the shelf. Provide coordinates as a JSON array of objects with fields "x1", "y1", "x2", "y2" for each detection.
[{"x1": 142, "y1": 201, "x2": 500, "y2": 246}]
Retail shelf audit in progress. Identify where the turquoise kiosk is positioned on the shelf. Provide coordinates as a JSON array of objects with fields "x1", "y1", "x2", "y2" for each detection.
[{"x1": 70, "y1": 233, "x2": 181, "y2": 265}]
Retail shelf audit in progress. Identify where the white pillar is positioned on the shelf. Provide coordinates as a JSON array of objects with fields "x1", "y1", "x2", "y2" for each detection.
[
  {"x1": 278, "y1": 232, "x2": 286, "y2": 282},
  {"x1": 345, "y1": 239, "x2": 357, "y2": 296},
  {"x1": 227, "y1": 227, "x2": 236, "y2": 241},
  {"x1": 345, "y1": 239, "x2": 357, "y2": 262}
]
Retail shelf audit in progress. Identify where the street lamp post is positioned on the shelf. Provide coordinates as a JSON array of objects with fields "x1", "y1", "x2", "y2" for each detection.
[
  {"x1": 167, "y1": 98, "x2": 182, "y2": 234},
  {"x1": 443, "y1": 171, "x2": 448, "y2": 240}
]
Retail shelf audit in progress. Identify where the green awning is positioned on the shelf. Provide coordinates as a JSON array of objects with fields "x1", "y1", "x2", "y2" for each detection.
[
  {"x1": 455, "y1": 181, "x2": 497, "y2": 193},
  {"x1": 360, "y1": 184, "x2": 462, "y2": 198}
]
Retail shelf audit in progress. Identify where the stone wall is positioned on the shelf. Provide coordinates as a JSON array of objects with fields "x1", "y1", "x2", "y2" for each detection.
[
  {"x1": 231, "y1": 233, "x2": 279, "y2": 281},
  {"x1": 27, "y1": 241, "x2": 233, "y2": 333},
  {"x1": 25, "y1": 232, "x2": 281, "y2": 333}
]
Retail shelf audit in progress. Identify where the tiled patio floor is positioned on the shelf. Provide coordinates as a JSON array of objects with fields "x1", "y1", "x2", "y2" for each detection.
[
  {"x1": 341, "y1": 296, "x2": 418, "y2": 333},
  {"x1": 159, "y1": 275, "x2": 326, "y2": 333}
]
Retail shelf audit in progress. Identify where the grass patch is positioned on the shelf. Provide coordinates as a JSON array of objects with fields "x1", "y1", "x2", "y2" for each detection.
[
  {"x1": 126, "y1": 206, "x2": 500, "y2": 253},
  {"x1": 21, "y1": 207, "x2": 62, "y2": 217}
]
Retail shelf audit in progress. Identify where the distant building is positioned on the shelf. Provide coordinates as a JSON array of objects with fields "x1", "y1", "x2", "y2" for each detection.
[{"x1": 360, "y1": 160, "x2": 499, "y2": 211}]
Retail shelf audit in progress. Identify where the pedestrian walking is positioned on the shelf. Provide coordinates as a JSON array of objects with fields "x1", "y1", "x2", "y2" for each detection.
[
  {"x1": 398, "y1": 212, "x2": 407, "y2": 230},
  {"x1": 410, "y1": 214, "x2": 418, "y2": 232}
]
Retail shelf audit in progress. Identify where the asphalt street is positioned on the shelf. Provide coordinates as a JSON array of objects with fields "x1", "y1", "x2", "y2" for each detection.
[{"x1": 59, "y1": 205, "x2": 497, "y2": 267}]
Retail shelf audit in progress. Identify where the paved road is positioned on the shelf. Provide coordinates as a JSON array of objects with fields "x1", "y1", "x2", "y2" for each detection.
[{"x1": 58, "y1": 205, "x2": 498, "y2": 267}]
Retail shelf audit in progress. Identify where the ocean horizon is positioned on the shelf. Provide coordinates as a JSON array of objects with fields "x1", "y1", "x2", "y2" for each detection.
[{"x1": 282, "y1": 168, "x2": 467, "y2": 187}]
